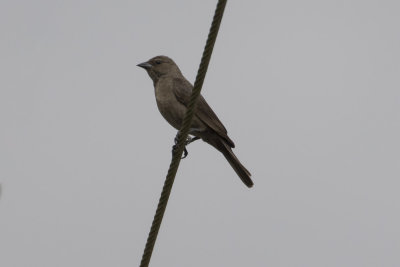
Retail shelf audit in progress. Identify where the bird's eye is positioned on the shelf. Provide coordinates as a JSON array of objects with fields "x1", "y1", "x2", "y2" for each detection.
[{"x1": 155, "y1": 60, "x2": 162, "y2": 65}]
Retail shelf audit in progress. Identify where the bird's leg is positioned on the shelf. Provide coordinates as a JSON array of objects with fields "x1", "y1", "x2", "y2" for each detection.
[
  {"x1": 185, "y1": 136, "x2": 200, "y2": 146},
  {"x1": 172, "y1": 133, "x2": 189, "y2": 159},
  {"x1": 172, "y1": 134, "x2": 200, "y2": 159}
]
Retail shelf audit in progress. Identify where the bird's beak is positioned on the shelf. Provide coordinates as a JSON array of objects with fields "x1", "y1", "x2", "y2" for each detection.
[{"x1": 137, "y1": 62, "x2": 152, "y2": 70}]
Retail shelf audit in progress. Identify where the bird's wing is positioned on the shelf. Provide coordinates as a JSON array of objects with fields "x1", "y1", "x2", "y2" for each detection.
[{"x1": 173, "y1": 77, "x2": 235, "y2": 148}]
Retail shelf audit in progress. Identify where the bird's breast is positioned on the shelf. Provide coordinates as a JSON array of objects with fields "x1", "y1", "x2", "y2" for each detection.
[{"x1": 154, "y1": 80, "x2": 186, "y2": 130}]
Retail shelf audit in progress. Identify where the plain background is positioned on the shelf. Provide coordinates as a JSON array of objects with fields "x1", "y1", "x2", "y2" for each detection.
[{"x1": 1, "y1": 1, "x2": 399, "y2": 266}]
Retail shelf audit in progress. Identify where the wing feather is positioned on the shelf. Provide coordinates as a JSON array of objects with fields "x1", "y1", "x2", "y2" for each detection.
[{"x1": 172, "y1": 78, "x2": 235, "y2": 148}]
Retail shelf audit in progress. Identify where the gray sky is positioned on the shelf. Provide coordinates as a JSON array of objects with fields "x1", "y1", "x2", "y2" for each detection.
[{"x1": 1, "y1": 1, "x2": 399, "y2": 266}]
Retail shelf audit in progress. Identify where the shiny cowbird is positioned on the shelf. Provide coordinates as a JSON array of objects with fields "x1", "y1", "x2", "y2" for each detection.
[{"x1": 137, "y1": 56, "x2": 253, "y2": 188}]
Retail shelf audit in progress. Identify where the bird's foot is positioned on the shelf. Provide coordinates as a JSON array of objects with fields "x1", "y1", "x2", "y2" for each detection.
[
  {"x1": 172, "y1": 144, "x2": 188, "y2": 159},
  {"x1": 172, "y1": 134, "x2": 200, "y2": 159},
  {"x1": 173, "y1": 135, "x2": 189, "y2": 159}
]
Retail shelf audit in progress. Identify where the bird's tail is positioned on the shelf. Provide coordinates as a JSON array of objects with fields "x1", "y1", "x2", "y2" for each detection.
[{"x1": 218, "y1": 139, "x2": 253, "y2": 188}]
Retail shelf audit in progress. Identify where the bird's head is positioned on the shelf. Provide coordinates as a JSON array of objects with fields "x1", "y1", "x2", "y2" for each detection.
[{"x1": 137, "y1": 55, "x2": 182, "y2": 83}]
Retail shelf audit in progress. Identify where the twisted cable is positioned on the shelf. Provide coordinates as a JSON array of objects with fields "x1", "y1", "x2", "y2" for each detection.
[{"x1": 139, "y1": 1, "x2": 228, "y2": 266}]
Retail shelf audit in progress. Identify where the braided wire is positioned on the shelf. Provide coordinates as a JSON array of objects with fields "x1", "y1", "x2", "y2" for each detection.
[{"x1": 139, "y1": 1, "x2": 228, "y2": 266}]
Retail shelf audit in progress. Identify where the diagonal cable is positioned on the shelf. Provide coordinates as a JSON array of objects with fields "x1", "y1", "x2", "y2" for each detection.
[{"x1": 139, "y1": 1, "x2": 228, "y2": 266}]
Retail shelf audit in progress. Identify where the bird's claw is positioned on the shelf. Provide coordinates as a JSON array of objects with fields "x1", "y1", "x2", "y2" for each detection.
[
  {"x1": 173, "y1": 134, "x2": 198, "y2": 159},
  {"x1": 172, "y1": 144, "x2": 188, "y2": 159},
  {"x1": 173, "y1": 135, "x2": 187, "y2": 159},
  {"x1": 182, "y1": 147, "x2": 188, "y2": 159}
]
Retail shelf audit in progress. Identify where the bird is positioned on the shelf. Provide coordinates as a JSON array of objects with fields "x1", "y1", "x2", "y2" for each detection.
[{"x1": 137, "y1": 56, "x2": 253, "y2": 188}]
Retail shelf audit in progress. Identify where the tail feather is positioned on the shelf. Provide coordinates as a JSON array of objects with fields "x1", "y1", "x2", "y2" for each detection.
[{"x1": 219, "y1": 140, "x2": 253, "y2": 188}]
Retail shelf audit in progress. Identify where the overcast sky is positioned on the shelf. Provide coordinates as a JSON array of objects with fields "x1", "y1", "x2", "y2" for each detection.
[{"x1": 1, "y1": 1, "x2": 399, "y2": 266}]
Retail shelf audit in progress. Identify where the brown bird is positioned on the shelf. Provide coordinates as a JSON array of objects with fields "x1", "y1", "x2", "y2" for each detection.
[{"x1": 137, "y1": 56, "x2": 253, "y2": 188}]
